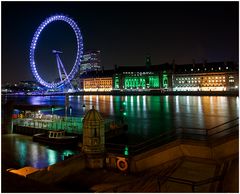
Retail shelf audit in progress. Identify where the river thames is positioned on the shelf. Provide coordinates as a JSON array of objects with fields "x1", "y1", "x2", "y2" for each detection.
[{"x1": 2, "y1": 95, "x2": 239, "y2": 169}]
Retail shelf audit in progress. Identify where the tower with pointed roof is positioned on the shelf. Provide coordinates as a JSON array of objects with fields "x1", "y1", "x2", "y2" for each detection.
[{"x1": 82, "y1": 106, "x2": 105, "y2": 168}]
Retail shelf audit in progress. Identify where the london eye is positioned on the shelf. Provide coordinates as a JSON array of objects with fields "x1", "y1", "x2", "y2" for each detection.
[{"x1": 29, "y1": 14, "x2": 83, "y2": 89}]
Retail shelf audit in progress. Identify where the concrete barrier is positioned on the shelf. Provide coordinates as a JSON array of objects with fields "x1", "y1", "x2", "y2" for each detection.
[{"x1": 130, "y1": 138, "x2": 238, "y2": 172}]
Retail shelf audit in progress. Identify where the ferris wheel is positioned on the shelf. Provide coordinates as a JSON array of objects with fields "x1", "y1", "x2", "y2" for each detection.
[{"x1": 29, "y1": 14, "x2": 83, "y2": 89}]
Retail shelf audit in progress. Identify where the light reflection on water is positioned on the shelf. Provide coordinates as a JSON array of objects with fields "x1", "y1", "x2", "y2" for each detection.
[
  {"x1": 2, "y1": 134, "x2": 80, "y2": 169},
  {"x1": 7, "y1": 95, "x2": 239, "y2": 138},
  {"x1": 3, "y1": 95, "x2": 239, "y2": 169}
]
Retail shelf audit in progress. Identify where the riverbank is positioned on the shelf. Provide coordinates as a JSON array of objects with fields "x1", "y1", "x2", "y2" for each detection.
[{"x1": 3, "y1": 90, "x2": 239, "y2": 96}]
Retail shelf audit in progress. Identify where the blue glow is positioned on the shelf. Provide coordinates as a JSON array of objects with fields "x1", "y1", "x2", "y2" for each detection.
[{"x1": 29, "y1": 14, "x2": 84, "y2": 88}]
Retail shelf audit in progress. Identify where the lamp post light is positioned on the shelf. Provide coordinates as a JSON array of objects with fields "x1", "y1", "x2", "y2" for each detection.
[
  {"x1": 51, "y1": 105, "x2": 54, "y2": 129},
  {"x1": 82, "y1": 104, "x2": 86, "y2": 116},
  {"x1": 120, "y1": 107, "x2": 126, "y2": 124},
  {"x1": 124, "y1": 145, "x2": 129, "y2": 157},
  {"x1": 51, "y1": 106, "x2": 54, "y2": 116},
  {"x1": 69, "y1": 106, "x2": 72, "y2": 132},
  {"x1": 120, "y1": 101, "x2": 126, "y2": 124},
  {"x1": 69, "y1": 105, "x2": 72, "y2": 116}
]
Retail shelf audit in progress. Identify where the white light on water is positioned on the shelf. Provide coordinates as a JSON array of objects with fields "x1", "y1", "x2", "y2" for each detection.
[
  {"x1": 47, "y1": 149, "x2": 57, "y2": 165},
  {"x1": 175, "y1": 95, "x2": 179, "y2": 113}
]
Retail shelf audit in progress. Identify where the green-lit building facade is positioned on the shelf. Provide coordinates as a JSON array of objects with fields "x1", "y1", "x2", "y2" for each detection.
[{"x1": 113, "y1": 59, "x2": 173, "y2": 91}]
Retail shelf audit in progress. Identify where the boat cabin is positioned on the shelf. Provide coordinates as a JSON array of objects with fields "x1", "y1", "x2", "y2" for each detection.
[{"x1": 48, "y1": 130, "x2": 65, "y2": 138}]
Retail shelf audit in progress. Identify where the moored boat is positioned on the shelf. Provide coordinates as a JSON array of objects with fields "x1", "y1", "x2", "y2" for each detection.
[{"x1": 33, "y1": 130, "x2": 79, "y2": 147}]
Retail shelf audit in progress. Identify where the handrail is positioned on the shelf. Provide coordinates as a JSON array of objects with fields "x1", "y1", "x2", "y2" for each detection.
[
  {"x1": 131, "y1": 129, "x2": 177, "y2": 148},
  {"x1": 207, "y1": 117, "x2": 239, "y2": 130},
  {"x1": 158, "y1": 175, "x2": 223, "y2": 192},
  {"x1": 106, "y1": 118, "x2": 238, "y2": 156},
  {"x1": 208, "y1": 124, "x2": 239, "y2": 137},
  {"x1": 178, "y1": 127, "x2": 206, "y2": 131}
]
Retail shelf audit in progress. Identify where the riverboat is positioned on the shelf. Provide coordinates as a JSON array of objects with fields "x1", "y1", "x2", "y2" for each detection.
[{"x1": 33, "y1": 130, "x2": 79, "y2": 147}]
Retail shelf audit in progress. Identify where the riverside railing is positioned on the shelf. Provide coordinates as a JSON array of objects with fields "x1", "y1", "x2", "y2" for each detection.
[
  {"x1": 105, "y1": 117, "x2": 239, "y2": 156},
  {"x1": 13, "y1": 116, "x2": 115, "y2": 135},
  {"x1": 157, "y1": 175, "x2": 223, "y2": 192},
  {"x1": 12, "y1": 116, "x2": 83, "y2": 134}
]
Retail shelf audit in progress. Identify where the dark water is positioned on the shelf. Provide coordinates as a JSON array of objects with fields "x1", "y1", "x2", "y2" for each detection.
[
  {"x1": 2, "y1": 134, "x2": 80, "y2": 170},
  {"x1": 6, "y1": 95, "x2": 239, "y2": 136},
  {"x1": 3, "y1": 95, "x2": 239, "y2": 169}
]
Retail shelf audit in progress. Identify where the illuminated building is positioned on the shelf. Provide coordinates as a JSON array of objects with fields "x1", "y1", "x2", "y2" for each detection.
[
  {"x1": 80, "y1": 70, "x2": 114, "y2": 91},
  {"x1": 2, "y1": 81, "x2": 43, "y2": 93},
  {"x1": 84, "y1": 78, "x2": 112, "y2": 92},
  {"x1": 172, "y1": 61, "x2": 239, "y2": 91},
  {"x1": 80, "y1": 50, "x2": 101, "y2": 73},
  {"x1": 113, "y1": 56, "x2": 173, "y2": 91},
  {"x1": 78, "y1": 59, "x2": 238, "y2": 92}
]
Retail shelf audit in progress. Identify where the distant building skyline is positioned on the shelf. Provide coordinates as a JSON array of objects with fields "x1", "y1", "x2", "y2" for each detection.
[{"x1": 80, "y1": 50, "x2": 101, "y2": 73}]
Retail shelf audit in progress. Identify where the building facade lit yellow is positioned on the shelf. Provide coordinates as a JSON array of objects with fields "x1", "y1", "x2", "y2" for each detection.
[
  {"x1": 172, "y1": 62, "x2": 238, "y2": 91},
  {"x1": 83, "y1": 77, "x2": 113, "y2": 91},
  {"x1": 173, "y1": 72, "x2": 238, "y2": 91}
]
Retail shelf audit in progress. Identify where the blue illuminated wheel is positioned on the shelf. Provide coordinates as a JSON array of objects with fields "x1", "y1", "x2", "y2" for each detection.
[{"x1": 29, "y1": 15, "x2": 83, "y2": 88}]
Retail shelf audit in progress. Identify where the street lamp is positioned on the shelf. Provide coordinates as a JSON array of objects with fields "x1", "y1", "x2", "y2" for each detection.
[
  {"x1": 69, "y1": 106, "x2": 72, "y2": 116},
  {"x1": 124, "y1": 145, "x2": 129, "y2": 157},
  {"x1": 51, "y1": 105, "x2": 54, "y2": 115},
  {"x1": 69, "y1": 106, "x2": 73, "y2": 132}
]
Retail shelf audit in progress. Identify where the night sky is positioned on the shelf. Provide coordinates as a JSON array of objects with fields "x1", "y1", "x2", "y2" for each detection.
[{"x1": 2, "y1": 1, "x2": 239, "y2": 84}]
